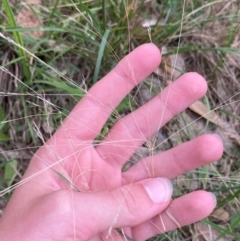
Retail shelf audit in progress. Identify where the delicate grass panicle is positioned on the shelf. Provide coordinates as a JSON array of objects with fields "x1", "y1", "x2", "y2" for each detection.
[{"x1": 0, "y1": 0, "x2": 240, "y2": 240}]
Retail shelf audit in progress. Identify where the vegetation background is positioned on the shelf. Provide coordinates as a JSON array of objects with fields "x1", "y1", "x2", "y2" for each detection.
[{"x1": 0, "y1": 0, "x2": 240, "y2": 240}]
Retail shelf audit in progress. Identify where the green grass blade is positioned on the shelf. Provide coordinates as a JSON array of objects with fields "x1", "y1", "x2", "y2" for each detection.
[
  {"x1": 203, "y1": 220, "x2": 240, "y2": 240},
  {"x1": 47, "y1": 0, "x2": 61, "y2": 26},
  {"x1": 102, "y1": 0, "x2": 106, "y2": 32},
  {"x1": 2, "y1": 0, "x2": 30, "y2": 81},
  {"x1": 93, "y1": 29, "x2": 110, "y2": 83},
  {"x1": 77, "y1": 2, "x2": 102, "y2": 33},
  {"x1": 4, "y1": 26, "x2": 66, "y2": 33}
]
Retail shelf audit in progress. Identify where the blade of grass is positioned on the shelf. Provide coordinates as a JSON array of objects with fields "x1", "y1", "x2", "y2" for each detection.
[
  {"x1": 2, "y1": 0, "x2": 30, "y2": 81},
  {"x1": 47, "y1": 0, "x2": 61, "y2": 26},
  {"x1": 93, "y1": 29, "x2": 110, "y2": 83},
  {"x1": 102, "y1": 0, "x2": 106, "y2": 32},
  {"x1": 203, "y1": 219, "x2": 240, "y2": 240},
  {"x1": 77, "y1": 1, "x2": 102, "y2": 33}
]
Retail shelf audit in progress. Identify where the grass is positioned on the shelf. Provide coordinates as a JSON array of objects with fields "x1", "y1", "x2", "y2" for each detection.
[
  {"x1": 0, "y1": 0, "x2": 240, "y2": 240},
  {"x1": 2, "y1": 0, "x2": 30, "y2": 80}
]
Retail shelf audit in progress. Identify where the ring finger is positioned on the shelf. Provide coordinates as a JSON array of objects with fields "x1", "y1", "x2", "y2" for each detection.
[{"x1": 122, "y1": 134, "x2": 223, "y2": 183}]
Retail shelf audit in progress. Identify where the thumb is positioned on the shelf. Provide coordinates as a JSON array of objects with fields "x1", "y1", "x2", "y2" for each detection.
[{"x1": 72, "y1": 178, "x2": 173, "y2": 239}]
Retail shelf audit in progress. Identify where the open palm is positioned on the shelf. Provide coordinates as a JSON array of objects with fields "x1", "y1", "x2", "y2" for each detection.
[{"x1": 0, "y1": 44, "x2": 223, "y2": 241}]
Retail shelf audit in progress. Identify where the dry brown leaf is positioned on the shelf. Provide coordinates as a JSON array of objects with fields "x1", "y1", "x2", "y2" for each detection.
[
  {"x1": 210, "y1": 208, "x2": 230, "y2": 222},
  {"x1": 189, "y1": 101, "x2": 240, "y2": 146},
  {"x1": 123, "y1": 0, "x2": 137, "y2": 21},
  {"x1": 189, "y1": 100, "x2": 222, "y2": 126},
  {"x1": 195, "y1": 222, "x2": 233, "y2": 241},
  {"x1": 16, "y1": 0, "x2": 43, "y2": 39},
  {"x1": 161, "y1": 46, "x2": 186, "y2": 80},
  {"x1": 153, "y1": 47, "x2": 186, "y2": 83}
]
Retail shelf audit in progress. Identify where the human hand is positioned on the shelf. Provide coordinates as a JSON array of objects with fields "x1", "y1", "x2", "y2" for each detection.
[{"x1": 0, "y1": 44, "x2": 223, "y2": 241}]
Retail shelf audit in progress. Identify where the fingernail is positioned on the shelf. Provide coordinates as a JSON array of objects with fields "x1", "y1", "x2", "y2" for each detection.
[
  {"x1": 209, "y1": 192, "x2": 217, "y2": 207},
  {"x1": 143, "y1": 178, "x2": 173, "y2": 204}
]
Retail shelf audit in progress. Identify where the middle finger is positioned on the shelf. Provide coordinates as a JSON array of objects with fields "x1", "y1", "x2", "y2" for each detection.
[{"x1": 96, "y1": 72, "x2": 207, "y2": 167}]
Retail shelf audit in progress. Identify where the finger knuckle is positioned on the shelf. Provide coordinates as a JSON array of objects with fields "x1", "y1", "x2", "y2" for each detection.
[{"x1": 111, "y1": 186, "x2": 141, "y2": 224}]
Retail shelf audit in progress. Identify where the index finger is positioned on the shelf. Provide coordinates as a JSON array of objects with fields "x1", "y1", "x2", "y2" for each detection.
[{"x1": 56, "y1": 43, "x2": 161, "y2": 140}]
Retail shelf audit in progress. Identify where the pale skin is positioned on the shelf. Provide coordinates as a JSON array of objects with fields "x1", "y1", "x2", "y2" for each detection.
[{"x1": 0, "y1": 44, "x2": 223, "y2": 241}]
